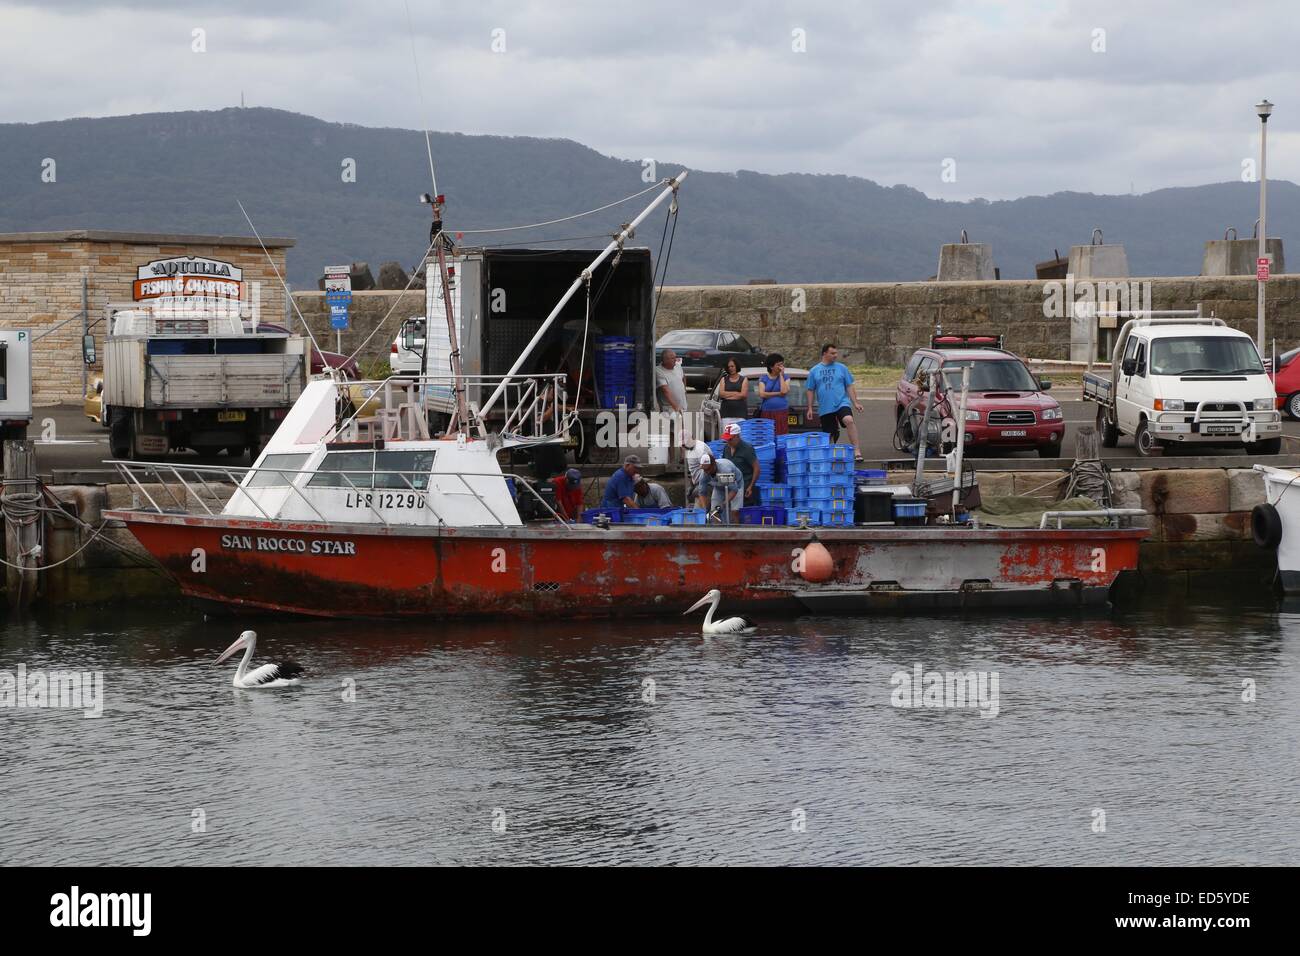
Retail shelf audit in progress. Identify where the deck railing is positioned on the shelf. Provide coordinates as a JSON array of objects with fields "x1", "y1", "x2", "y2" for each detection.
[{"x1": 108, "y1": 459, "x2": 574, "y2": 531}]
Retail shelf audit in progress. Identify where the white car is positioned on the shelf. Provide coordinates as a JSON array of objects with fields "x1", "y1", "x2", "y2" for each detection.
[{"x1": 390, "y1": 317, "x2": 426, "y2": 375}]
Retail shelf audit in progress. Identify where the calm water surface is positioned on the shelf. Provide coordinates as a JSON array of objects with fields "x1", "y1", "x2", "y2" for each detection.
[{"x1": 1, "y1": 598, "x2": 1296, "y2": 865}]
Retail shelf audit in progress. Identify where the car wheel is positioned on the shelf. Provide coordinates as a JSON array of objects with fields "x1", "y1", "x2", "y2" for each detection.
[
  {"x1": 1134, "y1": 419, "x2": 1162, "y2": 457},
  {"x1": 1287, "y1": 393, "x2": 1300, "y2": 420},
  {"x1": 1096, "y1": 404, "x2": 1119, "y2": 448}
]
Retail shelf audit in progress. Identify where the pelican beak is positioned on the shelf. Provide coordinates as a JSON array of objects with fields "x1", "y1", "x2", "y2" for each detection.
[
  {"x1": 213, "y1": 633, "x2": 248, "y2": 665},
  {"x1": 684, "y1": 594, "x2": 710, "y2": 615}
]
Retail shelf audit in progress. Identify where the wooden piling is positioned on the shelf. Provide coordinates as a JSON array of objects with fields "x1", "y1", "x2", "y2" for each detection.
[{"x1": 3, "y1": 440, "x2": 41, "y2": 611}]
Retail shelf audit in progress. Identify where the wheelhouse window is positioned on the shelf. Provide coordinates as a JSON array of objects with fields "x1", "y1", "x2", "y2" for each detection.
[
  {"x1": 308, "y1": 451, "x2": 375, "y2": 489},
  {"x1": 374, "y1": 450, "x2": 435, "y2": 490},
  {"x1": 246, "y1": 453, "x2": 311, "y2": 487}
]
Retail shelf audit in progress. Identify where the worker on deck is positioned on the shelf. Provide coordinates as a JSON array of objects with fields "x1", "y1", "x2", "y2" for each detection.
[
  {"x1": 601, "y1": 455, "x2": 642, "y2": 509},
  {"x1": 696, "y1": 452, "x2": 742, "y2": 517},
  {"x1": 681, "y1": 431, "x2": 712, "y2": 507},
  {"x1": 634, "y1": 477, "x2": 673, "y2": 509},
  {"x1": 552, "y1": 467, "x2": 585, "y2": 521},
  {"x1": 721, "y1": 422, "x2": 760, "y2": 506},
  {"x1": 805, "y1": 342, "x2": 864, "y2": 460}
]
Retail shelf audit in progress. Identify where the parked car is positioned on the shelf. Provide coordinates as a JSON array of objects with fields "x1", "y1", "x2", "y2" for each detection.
[
  {"x1": 84, "y1": 373, "x2": 108, "y2": 427},
  {"x1": 391, "y1": 317, "x2": 426, "y2": 375},
  {"x1": 655, "y1": 329, "x2": 765, "y2": 391},
  {"x1": 700, "y1": 367, "x2": 814, "y2": 441},
  {"x1": 896, "y1": 336, "x2": 1065, "y2": 457},
  {"x1": 1271, "y1": 345, "x2": 1300, "y2": 419},
  {"x1": 254, "y1": 323, "x2": 360, "y2": 379}
]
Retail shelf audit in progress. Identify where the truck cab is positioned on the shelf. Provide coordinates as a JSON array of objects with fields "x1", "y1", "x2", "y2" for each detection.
[{"x1": 1086, "y1": 318, "x2": 1281, "y2": 456}]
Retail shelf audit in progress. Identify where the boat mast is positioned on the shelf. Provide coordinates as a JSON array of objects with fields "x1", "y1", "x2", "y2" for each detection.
[
  {"x1": 424, "y1": 193, "x2": 471, "y2": 432},
  {"x1": 478, "y1": 170, "x2": 689, "y2": 419}
]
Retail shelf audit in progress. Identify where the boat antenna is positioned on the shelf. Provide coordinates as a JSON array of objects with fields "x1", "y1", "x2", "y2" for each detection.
[
  {"x1": 404, "y1": 0, "x2": 438, "y2": 199},
  {"x1": 235, "y1": 198, "x2": 334, "y2": 374}
]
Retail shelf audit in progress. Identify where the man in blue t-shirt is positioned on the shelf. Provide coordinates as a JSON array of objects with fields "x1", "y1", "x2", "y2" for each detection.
[
  {"x1": 804, "y1": 343, "x2": 863, "y2": 459},
  {"x1": 601, "y1": 455, "x2": 642, "y2": 509}
]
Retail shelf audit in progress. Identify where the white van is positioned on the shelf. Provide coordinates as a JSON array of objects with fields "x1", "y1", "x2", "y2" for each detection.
[
  {"x1": 1084, "y1": 318, "x2": 1282, "y2": 456},
  {"x1": 390, "y1": 317, "x2": 426, "y2": 375}
]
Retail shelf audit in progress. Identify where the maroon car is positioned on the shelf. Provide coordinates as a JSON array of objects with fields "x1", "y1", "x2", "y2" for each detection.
[
  {"x1": 255, "y1": 323, "x2": 360, "y2": 379},
  {"x1": 896, "y1": 335, "x2": 1065, "y2": 457}
]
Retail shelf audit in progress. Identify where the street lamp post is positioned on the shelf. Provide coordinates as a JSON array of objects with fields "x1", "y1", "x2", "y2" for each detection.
[{"x1": 1257, "y1": 99, "x2": 1273, "y2": 351}]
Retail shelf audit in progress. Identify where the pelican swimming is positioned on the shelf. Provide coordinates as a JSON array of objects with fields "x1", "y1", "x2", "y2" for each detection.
[
  {"x1": 684, "y1": 589, "x2": 756, "y2": 634},
  {"x1": 212, "y1": 630, "x2": 305, "y2": 688}
]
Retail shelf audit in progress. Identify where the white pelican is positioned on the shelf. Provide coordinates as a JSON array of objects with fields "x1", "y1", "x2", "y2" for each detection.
[
  {"x1": 213, "y1": 630, "x2": 305, "y2": 688},
  {"x1": 684, "y1": 589, "x2": 756, "y2": 634}
]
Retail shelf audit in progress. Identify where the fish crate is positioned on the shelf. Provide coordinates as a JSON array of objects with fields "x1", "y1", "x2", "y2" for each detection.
[
  {"x1": 823, "y1": 510, "x2": 852, "y2": 527},
  {"x1": 787, "y1": 507, "x2": 822, "y2": 526},
  {"x1": 623, "y1": 507, "x2": 674, "y2": 526},
  {"x1": 830, "y1": 444, "x2": 854, "y2": 462},
  {"x1": 739, "y1": 505, "x2": 787, "y2": 526},
  {"x1": 667, "y1": 508, "x2": 708, "y2": 526},
  {"x1": 582, "y1": 507, "x2": 624, "y2": 524},
  {"x1": 855, "y1": 469, "x2": 888, "y2": 484},
  {"x1": 785, "y1": 460, "x2": 809, "y2": 477},
  {"x1": 757, "y1": 483, "x2": 789, "y2": 505},
  {"x1": 892, "y1": 498, "x2": 928, "y2": 525},
  {"x1": 807, "y1": 460, "x2": 833, "y2": 475},
  {"x1": 807, "y1": 446, "x2": 834, "y2": 462},
  {"x1": 707, "y1": 439, "x2": 727, "y2": 457}
]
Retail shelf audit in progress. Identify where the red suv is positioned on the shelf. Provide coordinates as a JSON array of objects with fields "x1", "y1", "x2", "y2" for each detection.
[{"x1": 895, "y1": 335, "x2": 1065, "y2": 457}]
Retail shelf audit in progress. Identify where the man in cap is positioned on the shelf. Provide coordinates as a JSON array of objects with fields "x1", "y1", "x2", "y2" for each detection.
[
  {"x1": 721, "y1": 422, "x2": 760, "y2": 506},
  {"x1": 552, "y1": 467, "x2": 586, "y2": 521},
  {"x1": 696, "y1": 452, "x2": 743, "y2": 517},
  {"x1": 601, "y1": 454, "x2": 642, "y2": 509},
  {"x1": 634, "y1": 476, "x2": 673, "y2": 509}
]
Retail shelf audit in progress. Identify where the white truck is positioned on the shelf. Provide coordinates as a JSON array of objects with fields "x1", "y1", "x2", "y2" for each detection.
[
  {"x1": 0, "y1": 329, "x2": 33, "y2": 441},
  {"x1": 1083, "y1": 315, "x2": 1282, "y2": 457},
  {"x1": 97, "y1": 303, "x2": 307, "y2": 461}
]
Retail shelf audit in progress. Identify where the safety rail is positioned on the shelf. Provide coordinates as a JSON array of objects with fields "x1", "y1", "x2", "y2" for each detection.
[
  {"x1": 335, "y1": 373, "x2": 569, "y2": 446},
  {"x1": 1037, "y1": 508, "x2": 1146, "y2": 529},
  {"x1": 107, "y1": 459, "x2": 575, "y2": 531}
]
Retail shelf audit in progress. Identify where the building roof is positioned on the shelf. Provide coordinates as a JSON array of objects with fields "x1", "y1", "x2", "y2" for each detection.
[{"x1": 0, "y1": 230, "x2": 295, "y2": 248}]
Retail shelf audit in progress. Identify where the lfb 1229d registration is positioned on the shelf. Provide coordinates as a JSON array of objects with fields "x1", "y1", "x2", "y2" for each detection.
[{"x1": 345, "y1": 491, "x2": 428, "y2": 510}]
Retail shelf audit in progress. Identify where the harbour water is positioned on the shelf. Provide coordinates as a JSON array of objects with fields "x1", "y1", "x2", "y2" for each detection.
[{"x1": 1, "y1": 598, "x2": 1296, "y2": 866}]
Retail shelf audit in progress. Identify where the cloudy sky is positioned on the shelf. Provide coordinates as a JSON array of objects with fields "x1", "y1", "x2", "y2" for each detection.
[{"x1": 2, "y1": 0, "x2": 1296, "y2": 200}]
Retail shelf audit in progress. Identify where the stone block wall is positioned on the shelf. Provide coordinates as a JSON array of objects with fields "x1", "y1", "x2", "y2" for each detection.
[{"x1": 0, "y1": 232, "x2": 291, "y2": 404}]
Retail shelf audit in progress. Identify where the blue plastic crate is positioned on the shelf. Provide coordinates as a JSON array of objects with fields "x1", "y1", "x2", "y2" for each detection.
[
  {"x1": 830, "y1": 444, "x2": 854, "y2": 462},
  {"x1": 739, "y1": 505, "x2": 787, "y2": 526},
  {"x1": 823, "y1": 497, "x2": 851, "y2": 512},
  {"x1": 667, "y1": 508, "x2": 708, "y2": 526},
  {"x1": 583, "y1": 507, "x2": 623, "y2": 524},
  {"x1": 829, "y1": 460, "x2": 851, "y2": 474},
  {"x1": 707, "y1": 439, "x2": 727, "y2": 457},
  {"x1": 757, "y1": 484, "x2": 789, "y2": 505},
  {"x1": 855, "y1": 469, "x2": 888, "y2": 483},
  {"x1": 787, "y1": 507, "x2": 822, "y2": 526},
  {"x1": 807, "y1": 446, "x2": 833, "y2": 462},
  {"x1": 785, "y1": 461, "x2": 809, "y2": 476},
  {"x1": 785, "y1": 447, "x2": 809, "y2": 463},
  {"x1": 893, "y1": 499, "x2": 927, "y2": 522},
  {"x1": 823, "y1": 510, "x2": 852, "y2": 526},
  {"x1": 804, "y1": 431, "x2": 831, "y2": 448},
  {"x1": 807, "y1": 461, "x2": 833, "y2": 475},
  {"x1": 828, "y1": 472, "x2": 855, "y2": 488}
]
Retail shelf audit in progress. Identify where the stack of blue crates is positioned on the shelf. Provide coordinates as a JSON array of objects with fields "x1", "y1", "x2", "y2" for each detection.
[
  {"x1": 778, "y1": 432, "x2": 855, "y2": 526},
  {"x1": 594, "y1": 335, "x2": 635, "y2": 408}
]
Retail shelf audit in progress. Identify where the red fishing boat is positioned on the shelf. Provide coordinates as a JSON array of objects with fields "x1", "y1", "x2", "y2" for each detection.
[{"x1": 106, "y1": 175, "x2": 1146, "y2": 618}]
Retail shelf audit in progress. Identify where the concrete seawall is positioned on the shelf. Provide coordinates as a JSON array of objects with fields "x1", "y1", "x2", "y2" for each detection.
[
  {"x1": 3, "y1": 464, "x2": 1279, "y2": 609},
  {"x1": 293, "y1": 273, "x2": 1300, "y2": 372}
]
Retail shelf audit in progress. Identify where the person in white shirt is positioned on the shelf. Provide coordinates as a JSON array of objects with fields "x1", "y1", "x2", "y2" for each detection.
[
  {"x1": 656, "y1": 350, "x2": 688, "y2": 463},
  {"x1": 682, "y1": 431, "x2": 712, "y2": 504}
]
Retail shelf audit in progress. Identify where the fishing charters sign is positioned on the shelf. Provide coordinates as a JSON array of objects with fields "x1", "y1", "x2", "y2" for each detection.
[{"x1": 132, "y1": 256, "x2": 244, "y2": 305}]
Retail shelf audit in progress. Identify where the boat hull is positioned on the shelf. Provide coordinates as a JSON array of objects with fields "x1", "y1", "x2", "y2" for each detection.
[{"x1": 106, "y1": 510, "x2": 1145, "y2": 619}]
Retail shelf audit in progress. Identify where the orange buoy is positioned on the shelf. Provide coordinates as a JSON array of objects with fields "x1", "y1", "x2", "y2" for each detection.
[{"x1": 800, "y1": 539, "x2": 834, "y2": 582}]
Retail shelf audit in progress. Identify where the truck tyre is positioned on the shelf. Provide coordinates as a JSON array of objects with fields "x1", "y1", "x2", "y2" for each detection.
[
  {"x1": 1096, "y1": 404, "x2": 1119, "y2": 448},
  {"x1": 1287, "y1": 393, "x2": 1300, "y2": 421},
  {"x1": 109, "y1": 407, "x2": 131, "y2": 459},
  {"x1": 1247, "y1": 436, "x2": 1283, "y2": 456},
  {"x1": 1252, "y1": 503, "x2": 1283, "y2": 549},
  {"x1": 1134, "y1": 419, "x2": 1162, "y2": 457}
]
